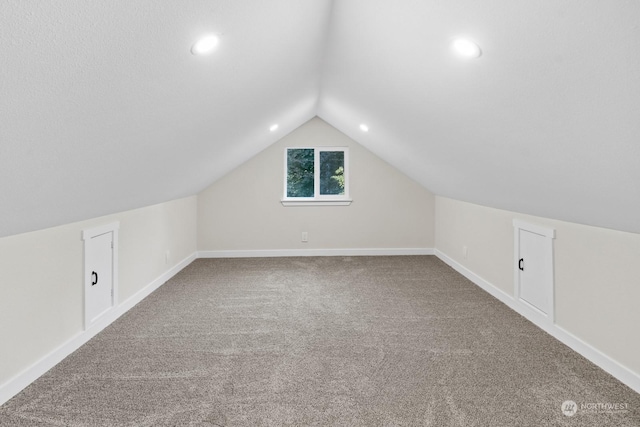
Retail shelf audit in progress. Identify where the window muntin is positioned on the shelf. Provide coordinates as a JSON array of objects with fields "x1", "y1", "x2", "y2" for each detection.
[{"x1": 284, "y1": 147, "x2": 349, "y2": 202}]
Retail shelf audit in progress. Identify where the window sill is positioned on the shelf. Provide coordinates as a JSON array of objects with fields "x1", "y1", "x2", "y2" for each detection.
[{"x1": 281, "y1": 199, "x2": 353, "y2": 207}]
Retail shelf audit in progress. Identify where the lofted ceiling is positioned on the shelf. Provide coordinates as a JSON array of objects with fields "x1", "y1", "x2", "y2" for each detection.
[{"x1": 1, "y1": 0, "x2": 639, "y2": 238}]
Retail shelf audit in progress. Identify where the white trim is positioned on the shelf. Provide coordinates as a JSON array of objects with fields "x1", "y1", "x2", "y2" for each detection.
[
  {"x1": 0, "y1": 248, "x2": 429, "y2": 405},
  {"x1": 513, "y1": 219, "x2": 555, "y2": 239},
  {"x1": 81, "y1": 222, "x2": 120, "y2": 241},
  {"x1": 0, "y1": 252, "x2": 197, "y2": 407},
  {"x1": 5, "y1": 247, "x2": 638, "y2": 408},
  {"x1": 283, "y1": 146, "x2": 350, "y2": 202},
  {"x1": 281, "y1": 199, "x2": 352, "y2": 207},
  {"x1": 435, "y1": 249, "x2": 640, "y2": 395},
  {"x1": 198, "y1": 248, "x2": 435, "y2": 258}
]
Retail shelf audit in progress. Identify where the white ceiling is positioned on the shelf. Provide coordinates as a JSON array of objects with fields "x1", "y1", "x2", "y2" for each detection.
[{"x1": 2, "y1": 0, "x2": 639, "y2": 237}]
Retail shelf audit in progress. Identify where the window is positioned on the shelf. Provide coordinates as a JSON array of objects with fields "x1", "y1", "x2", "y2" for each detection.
[{"x1": 282, "y1": 147, "x2": 351, "y2": 206}]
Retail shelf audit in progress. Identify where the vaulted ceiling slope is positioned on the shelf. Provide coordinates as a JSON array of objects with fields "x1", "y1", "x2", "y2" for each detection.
[
  {"x1": 0, "y1": 0, "x2": 331, "y2": 237},
  {"x1": 1, "y1": 0, "x2": 639, "y2": 238}
]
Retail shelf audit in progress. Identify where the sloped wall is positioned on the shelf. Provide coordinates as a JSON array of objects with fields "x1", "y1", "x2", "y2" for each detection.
[
  {"x1": 197, "y1": 118, "x2": 435, "y2": 252},
  {"x1": 435, "y1": 196, "x2": 640, "y2": 381},
  {"x1": 0, "y1": 196, "x2": 197, "y2": 389}
]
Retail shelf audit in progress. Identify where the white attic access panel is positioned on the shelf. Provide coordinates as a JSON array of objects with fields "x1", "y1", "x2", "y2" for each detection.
[
  {"x1": 82, "y1": 222, "x2": 119, "y2": 329},
  {"x1": 513, "y1": 220, "x2": 555, "y2": 324}
]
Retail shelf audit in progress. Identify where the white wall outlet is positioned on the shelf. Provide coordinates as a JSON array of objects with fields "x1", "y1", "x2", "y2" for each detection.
[
  {"x1": 463, "y1": 246, "x2": 468, "y2": 259},
  {"x1": 301, "y1": 232, "x2": 308, "y2": 243},
  {"x1": 165, "y1": 249, "x2": 170, "y2": 264}
]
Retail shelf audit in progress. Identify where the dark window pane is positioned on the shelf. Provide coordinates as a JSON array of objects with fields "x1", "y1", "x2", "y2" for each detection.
[
  {"x1": 287, "y1": 149, "x2": 314, "y2": 197},
  {"x1": 319, "y1": 151, "x2": 345, "y2": 195}
]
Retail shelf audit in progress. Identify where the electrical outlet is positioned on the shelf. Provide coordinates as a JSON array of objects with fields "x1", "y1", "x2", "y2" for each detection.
[
  {"x1": 301, "y1": 232, "x2": 308, "y2": 243},
  {"x1": 165, "y1": 250, "x2": 170, "y2": 264},
  {"x1": 463, "y1": 246, "x2": 468, "y2": 259}
]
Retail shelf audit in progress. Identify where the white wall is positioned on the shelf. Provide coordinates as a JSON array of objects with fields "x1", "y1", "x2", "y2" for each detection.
[
  {"x1": 5, "y1": 120, "x2": 637, "y2": 401},
  {"x1": 434, "y1": 195, "x2": 640, "y2": 379},
  {"x1": 198, "y1": 117, "x2": 435, "y2": 252},
  {"x1": 0, "y1": 196, "x2": 197, "y2": 388}
]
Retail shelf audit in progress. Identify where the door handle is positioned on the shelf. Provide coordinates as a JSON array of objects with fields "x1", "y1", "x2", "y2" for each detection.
[
  {"x1": 91, "y1": 271, "x2": 98, "y2": 286},
  {"x1": 518, "y1": 258, "x2": 524, "y2": 271}
]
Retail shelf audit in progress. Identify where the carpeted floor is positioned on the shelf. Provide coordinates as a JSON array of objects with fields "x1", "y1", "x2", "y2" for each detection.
[{"x1": 1, "y1": 256, "x2": 638, "y2": 426}]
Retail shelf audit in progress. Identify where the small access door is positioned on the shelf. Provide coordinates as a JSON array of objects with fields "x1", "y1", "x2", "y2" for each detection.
[
  {"x1": 513, "y1": 220, "x2": 555, "y2": 322},
  {"x1": 83, "y1": 223, "x2": 119, "y2": 329}
]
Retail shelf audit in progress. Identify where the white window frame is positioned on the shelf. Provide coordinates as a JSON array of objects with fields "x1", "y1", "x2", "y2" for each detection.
[{"x1": 281, "y1": 146, "x2": 352, "y2": 206}]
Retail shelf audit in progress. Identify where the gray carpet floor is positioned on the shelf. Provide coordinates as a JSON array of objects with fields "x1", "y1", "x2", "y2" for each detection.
[{"x1": 1, "y1": 256, "x2": 638, "y2": 426}]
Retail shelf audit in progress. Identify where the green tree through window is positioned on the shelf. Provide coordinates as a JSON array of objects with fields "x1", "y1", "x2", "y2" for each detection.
[
  {"x1": 319, "y1": 151, "x2": 345, "y2": 195},
  {"x1": 285, "y1": 148, "x2": 348, "y2": 200},
  {"x1": 287, "y1": 148, "x2": 314, "y2": 197}
]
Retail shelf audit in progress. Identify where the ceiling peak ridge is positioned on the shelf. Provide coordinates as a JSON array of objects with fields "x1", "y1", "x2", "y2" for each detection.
[{"x1": 314, "y1": 0, "x2": 339, "y2": 112}]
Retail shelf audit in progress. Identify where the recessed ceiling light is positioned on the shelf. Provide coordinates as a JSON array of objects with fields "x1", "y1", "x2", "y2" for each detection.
[
  {"x1": 360, "y1": 124, "x2": 369, "y2": 132},
  {"x1": 269, "y1": 124, "x2": 279, "y2": 132},
  {"x1": 191, "y1": 34, "x2": 219, "y2": 55},
  {"x1": 452, "y1": 38, "x2": 482, "y2": 58}
]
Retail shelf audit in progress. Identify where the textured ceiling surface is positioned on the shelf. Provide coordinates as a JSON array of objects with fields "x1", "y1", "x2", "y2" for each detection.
[{"x1": 1, "y1": 0, "x2": 639, "y2": 237}]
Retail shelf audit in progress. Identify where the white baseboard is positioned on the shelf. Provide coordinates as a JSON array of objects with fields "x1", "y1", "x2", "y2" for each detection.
[
  {"x1": 5, "y1": 248, "x2": 637, "y2": 408},
  {"x1": 435, "y1": 249, "x2": 640, "y2": 395},
  {"x1": 198, "y1": 248, "x2": 434, "y2": 258},
  {"x1": 1, "y1": 248, "x2": 432, "y2": 406},
  {"x1": 0, "y1": 252, "x2": 197, "y2": 407}
]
